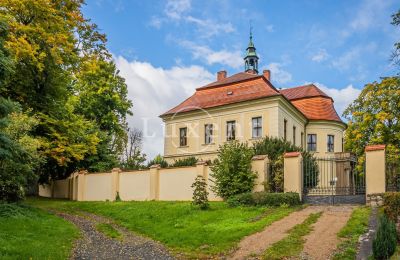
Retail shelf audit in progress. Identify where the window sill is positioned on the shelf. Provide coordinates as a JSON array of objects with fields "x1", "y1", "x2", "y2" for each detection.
[
  {"x1": 249, "y1": 137, "x2": 262, "y2": 141},
  {"x1": 202, "y1": 143, "x2": 215, "y2": 146},
  {"x1": 179, "y1": 145, "x2": 189, "y2": 148}
]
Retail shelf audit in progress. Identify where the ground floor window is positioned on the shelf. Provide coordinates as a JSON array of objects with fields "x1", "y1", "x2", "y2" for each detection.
[{"x1": 307, "y1": 134, "x2": 317, "y2": 152}]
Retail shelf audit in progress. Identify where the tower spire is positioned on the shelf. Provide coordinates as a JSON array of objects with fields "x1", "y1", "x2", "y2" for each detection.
[{"x1": 244, "y1": 22, "x2": 259, "y2": 74}]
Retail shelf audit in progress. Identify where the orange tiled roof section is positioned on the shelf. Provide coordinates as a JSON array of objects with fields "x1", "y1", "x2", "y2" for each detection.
[
  {"x1": 161, "y1": 73, "x2": 279, "y2": 116},
  {"x1": 280, "y1": 84, "x2": 342, "y2": 122}
]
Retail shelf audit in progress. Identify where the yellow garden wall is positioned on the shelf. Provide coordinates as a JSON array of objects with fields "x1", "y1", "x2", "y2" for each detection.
[
  {"x1": 159, "y1": 167, "x2": 198, "y2": 200},
  {"x1": 119, "y1": 171, "x2": 151, "y2": 201}
]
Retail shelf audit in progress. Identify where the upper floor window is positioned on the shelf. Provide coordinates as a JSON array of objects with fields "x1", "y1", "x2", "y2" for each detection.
[
  {"x1": 301, "y1": 132, "x2": 304, "y2": 149},
  {"x1": 227, "y1": 121, "x2": 236, "y2": 141},
  {"x1": 204, "y1": 124, "x2": 213, "y2": 144},
  {"x1": 252, "y1": 117, "x2": 262, "y2": 138},
  {"x1": 293, "y1": 126, "x2": 296, "y2": 145},
  {"x1": 327, "y1": 135, "x2": 335, "y2": 152},
  {"x1": 284, "y1": 119, "x2": 287, "y2": 140},
  {"x1": 179, "y1": 127, "x2": 187, "y2": 146},
  {"x1": 307, "y1": 134, "x2": 317, "y2": 152}
]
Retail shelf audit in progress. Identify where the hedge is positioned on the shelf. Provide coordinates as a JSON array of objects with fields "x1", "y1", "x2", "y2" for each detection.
[
  {"x1": 383, "y1": 192, "x2": 400, "y2": 222},
  {"x1": 227, "y1": 192, "x2": 301, "y2": 207},
  {"x1": 372, "y1": 214, "x2": 397, "y2": 259}
]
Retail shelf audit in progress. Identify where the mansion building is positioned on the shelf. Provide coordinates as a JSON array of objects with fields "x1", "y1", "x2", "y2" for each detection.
[{"x1": 160, "y1": 34, "x2": 346, "y2": 163}]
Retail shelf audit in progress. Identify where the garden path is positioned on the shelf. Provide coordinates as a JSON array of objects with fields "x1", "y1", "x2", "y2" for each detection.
[
  {"x1": 57, "y1": 212, "x2": 175, "y2": 260},
  {"x1": 231, "y1": 206, "x2": 326, "y2": 260}
]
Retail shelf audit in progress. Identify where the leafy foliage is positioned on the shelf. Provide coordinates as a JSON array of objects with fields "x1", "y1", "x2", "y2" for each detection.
[
  {"x1": 383, "y1": 192, "x2": 400, "y2": 222},
  {"x1": 121, "y1": 128, "x2": 146, "y2": 170},
  {"x1": 191, "y1": 176, "x2": 209, "y2": 209},
  {"x1": 226, "y1": 192, "x2": 301, "y2": 207},
  {"x1": 171, "y1": 157, "x2": 198, "y2": 167},
  {"x1": 210, "y1": 141, "x2": 256, "y2": 199},
  {"x1": 372, "y1": 214, "x2": 397, "y2": 259},
  {"x1": 147, "y1": 154, "x2": 169, "y2": 168},
  {"x1": 253, "y1": 136, "x2": 318, "y2": 192},
  {"x1": 391, "y1": 9, "x2": 400, "y2": 68},
  {"x1": 343, "y1": 77, "x2": 400, "y2": 172}
]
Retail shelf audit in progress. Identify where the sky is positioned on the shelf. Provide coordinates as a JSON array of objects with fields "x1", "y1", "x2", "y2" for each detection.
[{"x1": 83, "y1": 0, "x2": 399, "y2": 160}]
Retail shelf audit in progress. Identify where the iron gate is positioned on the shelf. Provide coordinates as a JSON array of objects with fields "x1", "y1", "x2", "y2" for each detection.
[{"x1": 302, "y1": 153, "x2": 366, "y2": 205}]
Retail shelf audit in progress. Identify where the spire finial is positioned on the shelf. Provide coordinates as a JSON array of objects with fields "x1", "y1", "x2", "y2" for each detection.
[{"x1": 249, "y1": 20, "x2": 253, "y2": 41}]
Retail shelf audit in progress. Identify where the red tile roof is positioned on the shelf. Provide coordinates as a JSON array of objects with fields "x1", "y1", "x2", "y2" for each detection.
[{"x1": 161, "y1": 73, "x2": 344, "y2": 124}]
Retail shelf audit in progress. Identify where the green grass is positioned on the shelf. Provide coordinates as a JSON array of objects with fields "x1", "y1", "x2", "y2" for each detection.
[
  {"x1": 27, "y1": 197, "x2": 300, "y2": 257},
  {"x1": 96, "y1": 223, "x2": 122, "y2": 240},
  {"x1": 0, "y1": 203, "x2": 79, "y2": 260},
  {"x1": 263, "y1": 212, "x2": 322, "y2": 259},
  {"x1": 390, "y1": 245, "x2": 400, "y2": 260},
  {"x1": 332, "y1": 206, "x2": 372, "y2": 260}
]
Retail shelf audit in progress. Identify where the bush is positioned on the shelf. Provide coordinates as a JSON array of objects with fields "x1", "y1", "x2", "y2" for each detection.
[
  {"x1": 210, "y1": 141, "x2": 256, "y2": 199},
  {"x1": 191, "y1": 176, "x2": 209, "y2": 209},
  {"x1": 171, "y1": 157, "x2": 198, "y2": 167},
  {"x1": 0, "y1": 203, "x2": 33, "y2": 218},
  {"x1": 147, "y1": 154, "x2": 168, "y2": 168},
  {"x1": 373, "y1": 214, "x2": 397, "y2": 259},
  {"x1": 383, "y1": 192, "x2": 400, "y2": 222},
  {"x1": 227, "y1": 192, "x2": 301, "y2": 207}
]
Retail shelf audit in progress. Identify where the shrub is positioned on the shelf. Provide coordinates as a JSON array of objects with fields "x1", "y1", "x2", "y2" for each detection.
[
  {"x1": 147, "y1": 154, "x2": 168, "y2": 168},
  {"x1": 191, "y1": 176, "x2": 209, "y2": 209},
  {"x1": 253, "y1": 136, "x2": 318, "y2": 192},
  {"x1": 372, "y1": 214, "x2": 397, "y2": 259},
  {"x1": 227, "y1": 192, "x2": 301, "y2": 207},
  {"x1": 171, "y1": 157, "x2": 198, "y2": 167},
  {"x1": 0, "y1": 203, "x2": 33, "y2": 218},
  {"x1": 210, "y1": 141, "x2": 256, "y2": 199},
  {"x1": 383, "y1": 192, "x2": 400, "y2": 222}
]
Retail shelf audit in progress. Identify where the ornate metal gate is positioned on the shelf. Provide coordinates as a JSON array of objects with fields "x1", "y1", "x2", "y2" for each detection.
[{"x1": 302, "y1": 153, "x2": 366, "y2": 205}]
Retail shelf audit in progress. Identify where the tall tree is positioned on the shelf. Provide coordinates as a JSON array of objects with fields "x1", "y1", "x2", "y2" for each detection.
[
  {"x1": 121, "y1": 128, "x2": 146, "y2": 170},
  {"x1": 343, "y1": 77, "x2": 400, "y2": 169},
  {"x1": 391, "y1": 9, "x2": 400, "y2": 68}
]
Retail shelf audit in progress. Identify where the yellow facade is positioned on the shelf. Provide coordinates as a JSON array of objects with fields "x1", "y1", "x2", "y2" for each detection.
[{"x1": 161, "y1": 95, "x2": 346, "y2": 163}]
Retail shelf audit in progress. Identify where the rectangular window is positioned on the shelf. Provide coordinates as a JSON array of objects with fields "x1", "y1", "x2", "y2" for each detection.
[
  {"x1": 204, "y1": 124, "x2": 213, "y2": 144},
  {"x1": 284, "y1": 119, "x2": 287, "y2": 140},
  {"x1": 307, "y1": 134, "x2": 317, "y2": 152},
  {"x1": 252, "y1": 117, "x2": 262, "y2": 138},
  {"x1": 301, "y1": 132, "x2": 304, "y2": 148},
  {"x1": 179, "y1": 127, "x2": 187, "y2": 146},
  {"x1": 293, "y1": 126, "x2": 296, "y2": 145},
  {"x1": 226, "y1": 121, "x2": 236, "y2": 141},
  {"x1": 327, "y1": 135, "x2": 335, "y2": 152}
]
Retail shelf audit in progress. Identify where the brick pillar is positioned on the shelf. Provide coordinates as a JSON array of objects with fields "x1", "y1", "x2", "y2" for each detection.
[
  {"x1": 149, "y1": 164, "x2": 160, "y2": 200},
  {"x1": 111, "y1": 168, "x2": 121, "y2": 201},
  {"x1": 365, "y1": 145, "x2": 386, "y2": 202},
  {"x1": 251, "y1": 155, "x2": 269, "y2": 192},
  {"x1": 284, "y1": 152, "x2": 303, "y2": 200}
]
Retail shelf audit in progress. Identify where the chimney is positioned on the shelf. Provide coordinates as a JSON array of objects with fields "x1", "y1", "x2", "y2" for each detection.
[
  {"x1": 263, "y1": 70, "x2": 271, "y2": 81},
  {"x1": 217, "y1": 70, "x2": 227, "y2": 81}
]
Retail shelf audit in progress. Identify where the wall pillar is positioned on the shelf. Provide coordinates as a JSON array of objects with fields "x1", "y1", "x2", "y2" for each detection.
[
  {"x1": 196, "y1": 161, "x2": 208, "y2": 179},
  {"x1": 111, "y1": 168, "x2": 121, "y2": 201},
  {"x1": 284, "y1": 152, "x2": 303, "y2": 200},
  {"x1": 251, "y1": 155, "x2": 269, "y2": 192},
  {"x1": 365, "y1": 145, "x2": 386, "y2": 204},
  {"x1": 76, "y1": 170, "x2": 87, "y2": 201},
  {"x1": 149, "y1": 164, "x2": 160, "y2": 200}
]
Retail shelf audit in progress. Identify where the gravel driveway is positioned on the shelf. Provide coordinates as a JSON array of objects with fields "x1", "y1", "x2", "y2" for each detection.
[{"x1": 57, "y1": 212, "x2": 175, "y2": 260}]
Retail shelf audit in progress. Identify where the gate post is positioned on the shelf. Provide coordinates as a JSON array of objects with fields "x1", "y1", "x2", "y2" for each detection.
[
  {"x1": 284, "y1": 152, "x2": 303, "y2": 200},
  {"x1": 149, "y1": 164, "x2": 160, "y2": 200},
  {"x1": 365, "y1": 145, "x2": 386, "y2": 205}
]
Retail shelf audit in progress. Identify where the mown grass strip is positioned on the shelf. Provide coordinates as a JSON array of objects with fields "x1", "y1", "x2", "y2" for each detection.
[
  {"x1": 96, "y1": 223, "x2": 122, "y2": 240},
  {"x1": 332, "y1": 206, "x2": 371, "y2": 260},
  {"x1": 263, "y1": 211, "x2": 322, "y2": 260}
]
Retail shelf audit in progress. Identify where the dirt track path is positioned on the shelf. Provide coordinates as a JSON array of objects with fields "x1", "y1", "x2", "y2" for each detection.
[
  {"x1": 57, "y1": 212, "x2": 175, "y2": 260},
  {"x1": 231, "y1": 206, "x2": 325, "y2": 260},
  {"x1": 302, "y1": 206, "x2": 354, "y2": 260}
]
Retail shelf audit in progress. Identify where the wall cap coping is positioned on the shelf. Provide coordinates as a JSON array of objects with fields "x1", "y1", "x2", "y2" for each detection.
[
  {"x1": 284, "y1": 152, "x2": 301, "y2": 158},
  {"x1": 112, "y1": 167, "x2": 122, "y2": 173},
  {"x1": 365, "y1": 144, "x2": 386, "y2": 152},
  {"x1": 78, "y1": 170, "x2": 88, "y2": 175},
  {"x1": 252, "y1": 155, "x2": 268, "y2": 160},
  {"x1": 149, "y1": 164, "x2": 161, "y2": 169},
  {"x1": 196, "y1": 160, "x2": 208, "y2": 166}
]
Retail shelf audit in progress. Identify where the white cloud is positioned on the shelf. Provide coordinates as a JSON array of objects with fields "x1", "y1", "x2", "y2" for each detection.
[
  {"x1": 164, "y1": 0, "x2": 191, "y2": 20},
  {"x1": 311, "y1": 49, "x2": 329, "y2": 62},
  {"x1": 114, "y1": 56, "x2": 213, "y2": 160},
  {"x1": 266, "y1": 24, "x2": 274, "y2": 33},
  {"x1": 265, "y1": 62, "x2": 293, "y2": 84},
  {"x1": 312, "y1": 82, "x2": 361, "y2": 117},
  {"x1": 331, "y1": 43, "x2": 377, "y2": 71},
  {"x1": 181, "y1": 41, "x2": 243, "y2": 69},
  {"x1": 185, "y1": 16, "x2": 235, "y2": 38},
  {"x1": 149, "y1": 16, "x2": 163, "y2": 29},
  {"x1": 350, "y1": 0, "x2": 392, "y2": 31}
]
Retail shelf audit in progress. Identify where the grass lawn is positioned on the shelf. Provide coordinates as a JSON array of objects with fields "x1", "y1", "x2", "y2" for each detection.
[
  {"x1": 28, "y1": 197, "x2": 300, "y2": 257},
  {"x1": 332, "y1": 206, "x2": 371, "y2": 260},
  {"x1": 96, "y1": 223, "x2": 122, "y2": 240},
  {"x1": 0, "y1": 203, "x2": 79, "y2": 260},
  {"x1": 263, "y1": 212, "x2": 322, "y2": 259}
]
